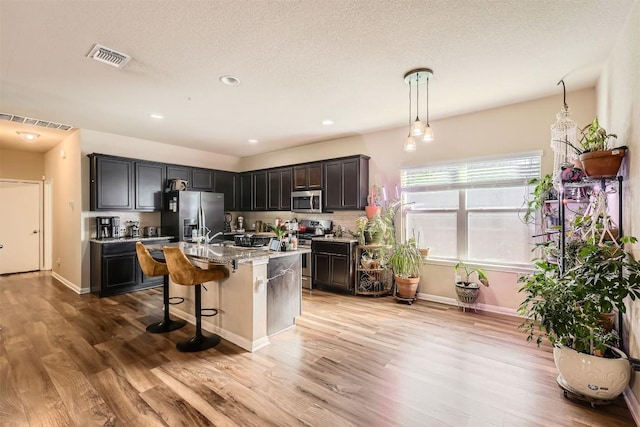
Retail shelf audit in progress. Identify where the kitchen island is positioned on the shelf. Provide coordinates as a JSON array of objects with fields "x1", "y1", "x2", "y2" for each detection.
[{"x1": 146, "y1": 242, "x2": 309, "y2": 352}]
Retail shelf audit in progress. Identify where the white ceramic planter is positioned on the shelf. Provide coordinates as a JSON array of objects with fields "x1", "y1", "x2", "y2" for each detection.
[{"x1": 553, "y1": 344, "x2": 631, "y2": 400}]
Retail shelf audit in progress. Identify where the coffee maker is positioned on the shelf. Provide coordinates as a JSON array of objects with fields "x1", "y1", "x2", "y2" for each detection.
[
  {"x1": 96, "y1": 216, "x2": 120, "y2": 239},
  {"x1": 126, "y1": 221, "x2": 140, "y2": 238}
]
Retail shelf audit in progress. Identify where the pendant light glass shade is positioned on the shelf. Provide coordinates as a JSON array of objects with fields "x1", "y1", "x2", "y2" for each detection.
[
  {"x1": 403, "y1": 135, "x2": 417, "y2": 152},
  {"x1": 411, "y1": 119, "x2": 425, "y2": 136},
  {"x1": 422, "y1": 125, "x2": 434, "y2": 142}
]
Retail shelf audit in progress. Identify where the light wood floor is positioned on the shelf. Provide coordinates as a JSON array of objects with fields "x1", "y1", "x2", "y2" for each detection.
[{"x1": 0, "y1": 272, "x2": 635, "y2": 426}]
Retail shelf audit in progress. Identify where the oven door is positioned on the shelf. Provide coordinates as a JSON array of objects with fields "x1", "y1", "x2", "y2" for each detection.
[{"x1": 301, "y1": 251, "x2": 312, "y2": 289}]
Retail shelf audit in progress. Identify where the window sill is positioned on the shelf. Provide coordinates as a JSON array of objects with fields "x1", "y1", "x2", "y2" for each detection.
[{"x1": 423, "y1": 258, "x2": 535, "y2": 275}]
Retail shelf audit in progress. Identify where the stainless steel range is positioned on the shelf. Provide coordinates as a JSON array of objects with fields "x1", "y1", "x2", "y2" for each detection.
[{"x1": 298, "y1": 219, "x2": 332, "y2": 289}]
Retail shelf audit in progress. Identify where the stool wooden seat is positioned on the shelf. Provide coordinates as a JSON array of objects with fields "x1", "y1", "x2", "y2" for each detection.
[
  {"x1": 136, "y1": 242, "x2": 186, "y2": 333},
  {"x1": 163, "y1": 246, "x2": 229, "y2": 352}
]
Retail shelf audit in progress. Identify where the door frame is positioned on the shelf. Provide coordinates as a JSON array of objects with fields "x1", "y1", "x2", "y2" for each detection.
[{"x1": 0, "y1": 179, "x2": 45, "y2": 271}]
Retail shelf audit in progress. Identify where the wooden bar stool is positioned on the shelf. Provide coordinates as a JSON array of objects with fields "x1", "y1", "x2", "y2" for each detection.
[
  {"x1": 135, "y1": 242, "x2": 186, "y2": 333},
  {"x1": 163, "y1": 246, "x2": 229, "y2": 352}
]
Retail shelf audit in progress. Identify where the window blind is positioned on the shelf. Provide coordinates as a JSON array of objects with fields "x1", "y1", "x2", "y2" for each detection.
[{"x1": 401, "y1": 152, "x2": 541, "y2": 191}]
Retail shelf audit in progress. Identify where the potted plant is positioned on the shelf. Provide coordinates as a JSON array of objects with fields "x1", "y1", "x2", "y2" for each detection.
[
  {"x1": 388, "y1": 237, "x2": 424, "y2": 299},
  {"x1": 518, "y1": 235, "x2": 640, "y2": 401},
  {"x1": 365, "y1": 215, "x2": 387, "y2": 244},
  {"x1": 365, "y1": 184, "x2": 382, "y2": 219},
  {"x1": 267, "y1": 224, "x2": 288, "y2": 250},
  {"x1": 454, "y1": 261, "x2": 489, "y2": 304},
  {"x1": 562, "y1": 117, "x2": 626, "y2": 177},
  {"x1": 524, "y1": 174, "x2": 556, "y2": 225}
]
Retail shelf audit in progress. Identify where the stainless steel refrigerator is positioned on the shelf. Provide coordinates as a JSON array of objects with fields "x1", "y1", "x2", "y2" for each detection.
[{"x1": 161, "y1": 191, "x2": 224, "y2": 242}]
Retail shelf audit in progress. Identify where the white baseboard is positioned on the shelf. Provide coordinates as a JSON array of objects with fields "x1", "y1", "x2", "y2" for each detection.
[
  {"x1": 51, "y1": 272, "x2": 89, "y2": 294},
  {"x1": 416, "y1": 292, "x2": 520, "y2": 318},
  {"x1": 170, "y1": 307, "x2": 270, "y2": 352},
  {"x1": 623, "y1": 387, "x2": 640, "y2": 426}
]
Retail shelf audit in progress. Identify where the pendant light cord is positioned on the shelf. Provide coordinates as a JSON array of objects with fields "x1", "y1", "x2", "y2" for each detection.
[
  {"x1": 415, "y1": 73, "x2": 420, "y2": 120},
  {"x1": 408, "y1": 80, "x2": 412, "y2": 128}
]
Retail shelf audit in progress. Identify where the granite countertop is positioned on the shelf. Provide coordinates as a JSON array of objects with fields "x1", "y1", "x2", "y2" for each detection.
[
  {"x1": 144, "y1": 242, "x2": 309, "y2": 265},
  {"x1": 311, "y1": 236, "x2": 359, "y2": 244},
  {"x1": 90, "y1": 236, "x2": 175, "y2": 244}
]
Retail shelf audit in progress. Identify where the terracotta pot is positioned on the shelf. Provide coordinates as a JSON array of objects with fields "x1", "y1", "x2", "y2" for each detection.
[
  {"x1": 395, "y1": 275, "x2": 419, "y2": 298},
  {"x1": 553, "y1": 344, "x2": 631, "y2": 401},
  {"x1": 578, "y1": 148, "x2": 626, "y2": 178},
  {"x1": 365, "y1": 205, "x2": 382, "y2": 219}
]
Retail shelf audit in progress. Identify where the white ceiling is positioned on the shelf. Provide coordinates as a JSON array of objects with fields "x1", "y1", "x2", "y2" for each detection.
[{"x1": 0, "y1": 0, "x2": 635, "y2": 156}]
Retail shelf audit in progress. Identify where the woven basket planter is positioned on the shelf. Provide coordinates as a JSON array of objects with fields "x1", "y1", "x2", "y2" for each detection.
[{"x1": 455, "y1": 282, "x2": 480, "y2": 304}]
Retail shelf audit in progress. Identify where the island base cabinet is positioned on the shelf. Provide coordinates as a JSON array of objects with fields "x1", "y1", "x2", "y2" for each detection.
[{"x1": 90, "y1": 240, "x2": 170, "y2": 297}]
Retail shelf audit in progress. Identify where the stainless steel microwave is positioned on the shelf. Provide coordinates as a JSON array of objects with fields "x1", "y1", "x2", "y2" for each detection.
[{"x1": 291, "y1": 190, "x2": 322, "y2": 213}]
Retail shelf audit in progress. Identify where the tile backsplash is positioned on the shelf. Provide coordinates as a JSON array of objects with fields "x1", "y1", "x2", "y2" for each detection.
[
  {"x1": 85, "y1": 211, "x2": 161, "y2": 239},
  {"x1": 240, "y1": 211, "x2": 363, "y2": 235}
]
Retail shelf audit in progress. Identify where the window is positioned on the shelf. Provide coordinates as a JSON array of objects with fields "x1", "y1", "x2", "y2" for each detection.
[{"x1": 401, "y1": 152, "x2": 541, "y2": 266}]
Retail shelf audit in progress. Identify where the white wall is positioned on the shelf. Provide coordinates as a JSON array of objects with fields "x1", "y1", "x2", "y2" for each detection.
[
  {"x1": 44, "y1": 130, "x2": 82, "y2": 290},
  {"x1": 597, "y1": 0, "x2": 640, "y2": 407}
]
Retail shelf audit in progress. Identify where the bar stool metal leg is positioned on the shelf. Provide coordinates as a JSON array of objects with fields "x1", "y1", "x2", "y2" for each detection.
[
  {"x1": 176, "y1": 284, "x2": 221, "y2": 352},
  {"x1": 146, "y1": 275, "x2": 187, "y2": 333}
]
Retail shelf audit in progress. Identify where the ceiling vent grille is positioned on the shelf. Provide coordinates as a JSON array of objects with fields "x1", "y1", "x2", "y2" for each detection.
[
  {"x1": 87, "y1": 43, "x2": 131, "y2": 69},
  {"x1": 0, "y1": 112, "x2": 73, "y2": 131}
]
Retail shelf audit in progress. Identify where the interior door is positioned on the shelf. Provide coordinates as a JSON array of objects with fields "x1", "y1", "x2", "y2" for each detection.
[{"x1": 0, "y1": 181, "x2": 40, "y2": 274}]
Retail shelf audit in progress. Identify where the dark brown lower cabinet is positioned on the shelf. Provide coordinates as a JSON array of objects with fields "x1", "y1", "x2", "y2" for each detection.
[
  {"x1": 311, "y1": 240, "x2": 355, "y2": 293},
  {"x1": 90, "y1": 239, "x2": 171, "y2": 297}
]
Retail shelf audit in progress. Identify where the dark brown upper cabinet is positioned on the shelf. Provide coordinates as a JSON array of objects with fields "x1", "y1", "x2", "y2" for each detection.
[
  {"x1": 213, "y1": 170, "x2": 239, "y2": 211},
  {"x1": 191, "y1": 168, "x2": 214, "y2": 192},
  {"x1": 268, "y1": 167, "x2": 292, "y2": 211},
  {"x1": 293, "y1": 163, "x2": 323, "y2": 191},
  {"x1": 253, "y1": 171, "x2": 268, "y2": 211},
  {"x1": 89, "y1": 154, "x2": 134, "y2": 211},
  {"x1": 135, "y1": 161, "x2": 165, "y2": 211},
  {"x1": 240, "y1": 172, "x2": 252, "y2": 211},
  {"x1": 323, "y1": 155, "x2": 369, "y2": 211}
]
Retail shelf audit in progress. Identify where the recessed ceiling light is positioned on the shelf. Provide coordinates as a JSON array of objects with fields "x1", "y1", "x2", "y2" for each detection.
[
  {"x1": 16, "y1": 131, "x2": 40, "y2": 142},
  {"x1": 220, "y1": 75, "x2": 240, "y2": 86},
  {"x1": 248, "y1": 139, "x2": 258, "y2": 144},
  {"x1": 150, "y1": 113, "x2": 164, "y2": 120},
  {"x1": 322, "y1": 119, "x2": 334, "y2": 126}
]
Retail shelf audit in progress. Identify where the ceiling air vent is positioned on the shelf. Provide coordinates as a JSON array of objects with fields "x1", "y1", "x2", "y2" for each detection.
[
  {"x1": 87, "y1": 43, "x2": 131, "y2": 69},
  {"x1": 0, "y1": 112, "x2": 74, "y2": 131}
]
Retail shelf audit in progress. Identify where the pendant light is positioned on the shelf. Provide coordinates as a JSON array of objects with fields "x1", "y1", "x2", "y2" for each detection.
[
  {"x1": 410, "y1": 73, "x2": 425, "y2": 136},
  {"x1": 403, "y1": 76, "x2": 416, "y2": 152},
  {"x1": 403, "y1": 68, "x2": 434, "y2": 150},
  {"x1": 550, "y1": 79, "x2": 578, "y2": 190},
  {"x1": 423, "y1": 73, "x2": 434, "y2": 142}
]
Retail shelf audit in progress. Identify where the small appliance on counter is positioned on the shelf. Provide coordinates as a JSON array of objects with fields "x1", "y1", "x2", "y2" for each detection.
[
  {"x1": 143, "y1": 226, "x2": 158, "y2": 237},
  {"x1": 237, "y1": 216, "x2": 245, "y2": 232},
  {"x1": 224, "y1": 212, "x2": 233, "y2": 232},
  {"x1": 96, "y1": 216, "x2": 120, "y2": 239},
  {"x1": 126, "y1": 221, "x2": 140, "y2": 238}
]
